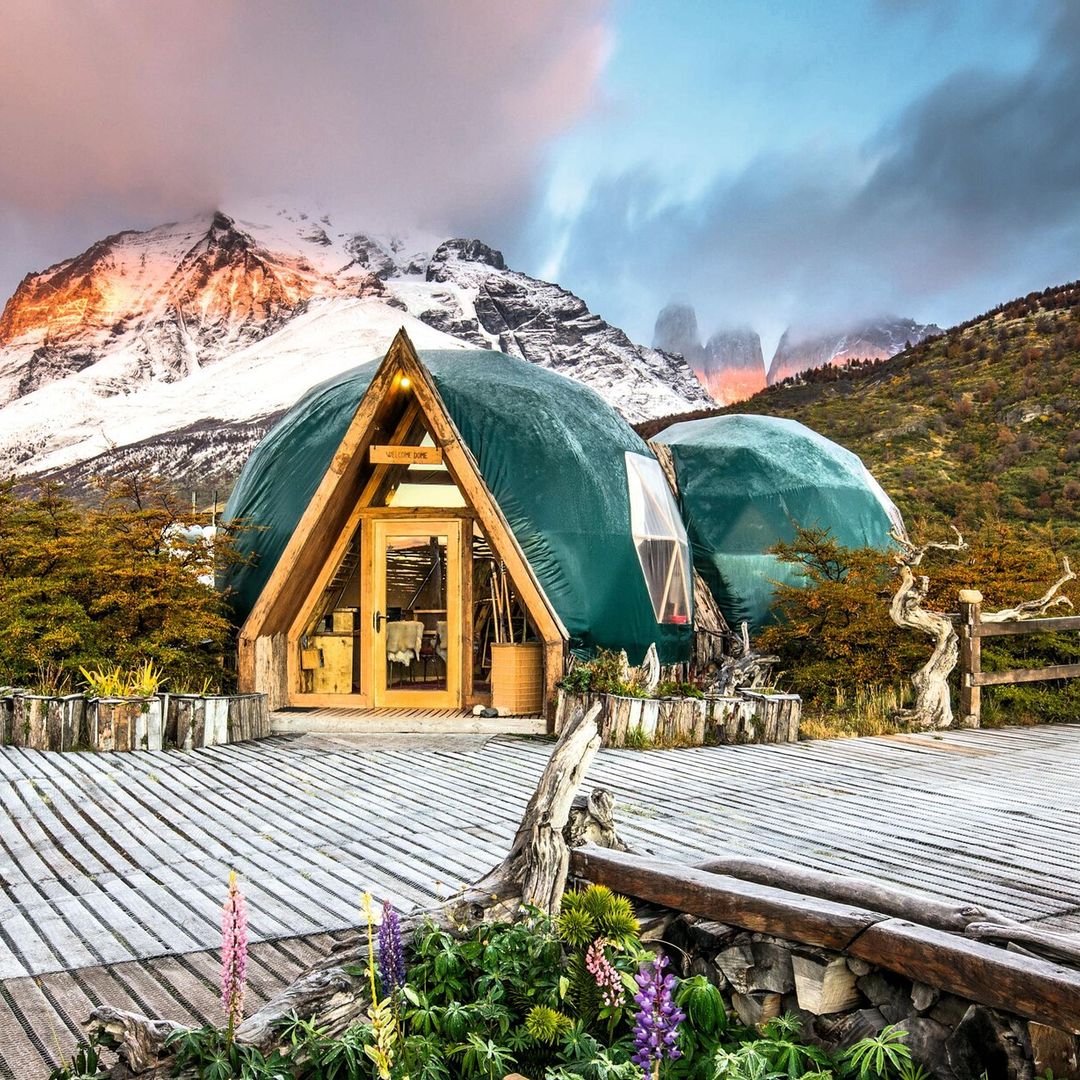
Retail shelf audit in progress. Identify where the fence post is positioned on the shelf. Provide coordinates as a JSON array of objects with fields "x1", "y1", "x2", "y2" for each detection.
[{"x1": 958, "y1": 589, "x2": 983, "y2": 728}]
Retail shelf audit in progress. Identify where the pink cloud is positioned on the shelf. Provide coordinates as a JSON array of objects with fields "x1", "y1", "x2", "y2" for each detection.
[{"x1": 0, "y1": 0, "x2": 611, "y2": 231}]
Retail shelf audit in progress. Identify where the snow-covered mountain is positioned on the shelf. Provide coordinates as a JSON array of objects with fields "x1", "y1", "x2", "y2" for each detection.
[
  {"x1": 766, "y1": 317, "x2": 942, "y2": 385},
  {"x1": 0, "y1": 207, "x2": 711, "y2": 493},
  {"x1": 652, "y1": 304, "x2": 765, "y2": 404}
]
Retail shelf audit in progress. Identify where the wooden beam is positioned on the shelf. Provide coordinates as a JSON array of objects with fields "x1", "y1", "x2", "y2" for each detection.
[
  {"x1": 392, "y1": 336, "x2": 569, "y2": 707},
  {"x1": 462, "y1": 517, "x2": 474, "y2": 706},
  {"x1": 285, "y1": 398, "x2": 422, "y2": 699},
  {"x1": 976, "y1": 615, "x2": 1080, "y2": 637},
  {"x1": 572, "y1": 848, "x2": 1080, "y2": 1036},
  {"x1": 239, "y1": 355, "x2": 404, "y2": 643},
  {"x1": 847, "y1": 920, "x2": 1080, "y2": 1036},
  {"x1": 694, "y1": 855, "x2": 997, "y2": 934},
  {"x1": 571, "y1": 848, "x2": 883, "y2": 952},
  {"x1": 973, "y1": 663, "x2": 1080, "y2": 687}
]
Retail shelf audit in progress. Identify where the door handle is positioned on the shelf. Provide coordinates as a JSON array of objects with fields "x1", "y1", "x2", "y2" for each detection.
[{"x1": 373, "y1": 610, "x2": 386, "y2": 632}]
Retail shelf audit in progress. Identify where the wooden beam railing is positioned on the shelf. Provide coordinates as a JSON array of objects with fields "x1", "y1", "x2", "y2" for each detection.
[
  {"x1": 958, "y1": 589, "x2": 1080, "y2": 726},
  {"x1": 571, "y1": 846, "x2": 1080, "y2": 1035}
]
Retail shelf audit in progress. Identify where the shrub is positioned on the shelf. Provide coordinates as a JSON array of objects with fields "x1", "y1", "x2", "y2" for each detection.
[{"x1": 0, "y1": 478, "x2": 241, "y2": 692}]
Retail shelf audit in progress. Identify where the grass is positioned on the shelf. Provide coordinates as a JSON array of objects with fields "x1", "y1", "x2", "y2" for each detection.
[{"x1": 798, "y1": 682, "x2": 911, "y2": 739}]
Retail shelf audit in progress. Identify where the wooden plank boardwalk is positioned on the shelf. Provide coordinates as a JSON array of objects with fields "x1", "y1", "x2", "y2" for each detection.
[
  {"x1": 270, "y1": 707, "x2": 547, "y2": 735},
  {"x1": 2, "y1": 724, "x2": 1078, "y2": 1076}
]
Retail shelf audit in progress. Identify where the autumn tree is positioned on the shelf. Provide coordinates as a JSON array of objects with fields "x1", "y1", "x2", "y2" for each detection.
[{"x1": 0, "y1": 478, "x2": 241, "y2": 692}]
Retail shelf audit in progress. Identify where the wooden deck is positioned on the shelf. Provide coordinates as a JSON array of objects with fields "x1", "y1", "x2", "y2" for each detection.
[
  {"x1": 270, "y1": 706, "x2": 547, "y2": 735},
  {"x1": 1, "y1": 724, "x2": 1078, "y2": 1076}
]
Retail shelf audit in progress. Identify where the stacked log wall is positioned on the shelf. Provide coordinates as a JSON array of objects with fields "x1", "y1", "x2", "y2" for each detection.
[
  {"x1": 554, "y1": 688, "x2": 800, "y2": 747},
  {"x1": 0, "y1": 690, "x2": 269, "y2": 752}
]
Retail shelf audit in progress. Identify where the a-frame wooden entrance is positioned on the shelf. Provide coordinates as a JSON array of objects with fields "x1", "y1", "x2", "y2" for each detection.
[{"x1": 236, "y1": 330, "x2": 568, "y2": 718}]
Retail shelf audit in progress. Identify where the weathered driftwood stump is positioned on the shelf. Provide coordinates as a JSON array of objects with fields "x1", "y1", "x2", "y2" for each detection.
[
  {"x1": 89, "y1": 702, "x2": 620, "y2": 1073},
  {"x1": 888, "y1": 528, "x2": 967, "y2": 730}
]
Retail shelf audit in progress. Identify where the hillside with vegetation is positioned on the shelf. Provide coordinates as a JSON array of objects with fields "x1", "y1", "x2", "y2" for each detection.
[
  {"x1": 640, "y1": 280, "x2": 1080, "y2": 732},
  {"x1": 641, "y1": 280, "x2": 1080, "y2": 534}
]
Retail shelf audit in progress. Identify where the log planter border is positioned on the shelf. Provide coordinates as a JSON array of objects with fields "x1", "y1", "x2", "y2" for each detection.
[
  {"x1": 0, "y1": 690, "x2": 270, "y2": 752},
  {"x1": 554, "y1": 687, "x2": 800, "y2": 747}
]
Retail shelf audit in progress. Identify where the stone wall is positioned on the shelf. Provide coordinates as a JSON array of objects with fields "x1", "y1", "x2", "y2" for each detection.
[{"x1": 650, "y1": 910, "x2": 1077, "y2": 1079}]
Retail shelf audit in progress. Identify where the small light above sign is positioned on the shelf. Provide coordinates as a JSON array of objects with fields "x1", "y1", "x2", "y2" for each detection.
[
  {"x1": 370, "y1": 444, "x2": 443, "y2": 465},
  {"x1": 400, "y1": 376, "x2": 411, "y2": 389}
]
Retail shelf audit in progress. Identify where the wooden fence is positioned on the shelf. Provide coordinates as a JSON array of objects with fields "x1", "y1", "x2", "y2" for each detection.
[{"x1": 958, "y1": 588, "x2": 1080, "y2": 726}]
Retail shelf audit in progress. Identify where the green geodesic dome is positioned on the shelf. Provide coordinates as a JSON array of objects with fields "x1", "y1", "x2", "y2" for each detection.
[
  {"x1": 654, "y1": 414, "x2": 904, "y2": 630},
  {"x1": 223, "y1": 348, "x2": 692, "y2": 663}
]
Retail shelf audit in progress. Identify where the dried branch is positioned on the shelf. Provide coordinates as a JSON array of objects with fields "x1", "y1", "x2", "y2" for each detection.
[{"x1": 982, "y1": 557, "x2": 1075, "y2": 622}]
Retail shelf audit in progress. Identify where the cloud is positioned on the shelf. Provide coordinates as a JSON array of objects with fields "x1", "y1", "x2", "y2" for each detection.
[
  {"x1": 551, "y1": 0, "x2": 1080, "y2": 346},
  {"x1": 0, "y1": 0, "x2": 609, "y2": 288}
]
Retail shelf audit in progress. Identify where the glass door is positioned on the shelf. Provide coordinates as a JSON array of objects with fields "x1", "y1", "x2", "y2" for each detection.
[{"x1": 372, "y1": 519, "x2": 462, "y2": 708}]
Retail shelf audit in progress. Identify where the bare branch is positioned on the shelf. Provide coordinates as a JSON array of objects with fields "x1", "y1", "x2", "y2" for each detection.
[
  {"x1": 889, "y1": 526, "x2": 966, "y2": 568},
  {"x1": 982, "y1": 557, "x2": 1075, "y2": 623}
]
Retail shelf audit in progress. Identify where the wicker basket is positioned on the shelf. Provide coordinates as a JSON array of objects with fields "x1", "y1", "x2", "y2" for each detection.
[{"x1": 490, "y1": 642, "x2": 544, "y2": 714}]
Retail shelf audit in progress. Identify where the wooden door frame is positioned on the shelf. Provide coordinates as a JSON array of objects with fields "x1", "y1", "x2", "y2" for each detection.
[{"x1": 369, "y1": 517, "x2": 463, "y2": 709}]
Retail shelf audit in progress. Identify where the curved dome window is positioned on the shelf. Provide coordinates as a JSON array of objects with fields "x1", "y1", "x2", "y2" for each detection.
[{"x1": 625, "y1": 453, "x2": 692, "y2": 625}]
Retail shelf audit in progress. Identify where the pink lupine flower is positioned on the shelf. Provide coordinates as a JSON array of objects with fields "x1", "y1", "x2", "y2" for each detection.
[
  {"x1": 585, "y1": 936, "x2": 624, "y2": 1008},
  {"x1": 221, "y1": 870, "x2": 248, "y2": 1036}
]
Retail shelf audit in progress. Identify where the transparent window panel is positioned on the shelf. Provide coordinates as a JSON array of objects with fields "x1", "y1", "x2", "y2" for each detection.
[
  {"x1": 301, "y1": 527, "x2": 360, "y2": 693},
  {"x1": 384, "y1": 534, "x2": 448, "y2": 690},
  {"x1": 625, "y1": 452, "x2": 693, "y2": 625}
]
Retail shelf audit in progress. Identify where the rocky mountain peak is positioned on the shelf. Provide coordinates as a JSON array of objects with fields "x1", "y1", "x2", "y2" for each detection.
[
  {"x1": 652, "y1": 304, "x2": 764, "y2": 405},
  {"x1": 653, "y1": 304, "x2": 705, "y2": 368},
  {"x1": 702, "y1": 327, "x2": 765, "y2": 403},
  {"x1": 427, "y1": 238, "x2": 507, "y2": 280},
  {"x1": 0, "y1": 207, "x2": 713, "y2": 491},
  {"x1": 767, "y1": 316, "x2": 943, "y2": 385}
]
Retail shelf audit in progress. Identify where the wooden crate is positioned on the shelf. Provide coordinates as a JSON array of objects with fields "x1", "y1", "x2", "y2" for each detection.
[
  {"x1": 491, "y1": 642, "x2": 544, "y2": 714},
  {"x1": 311, "y1": 634, "x2": 353, "y2": 693}
]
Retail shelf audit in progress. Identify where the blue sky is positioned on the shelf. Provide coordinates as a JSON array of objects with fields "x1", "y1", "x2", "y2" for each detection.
[
  {"x1": 515, "y1": 0, "x2": 1063, "y2": 349},
  {"x1": 3, "y1": 0, "x2": 1079, "y2": 358}
]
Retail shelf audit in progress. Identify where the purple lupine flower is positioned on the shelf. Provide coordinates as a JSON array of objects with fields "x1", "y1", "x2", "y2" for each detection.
[
  {"x1": 585, "y1": 937, "x2": 624, "y2": 1008},
  {"x1": 377, "y1": 899, "x2": 406, "y2": 993},
  {"x1": 221, "y1": 871, "x2": 248, "y2": 1035},
  {"x1": 631, "y1": 954, "x2": 685, "y2": 1076}
]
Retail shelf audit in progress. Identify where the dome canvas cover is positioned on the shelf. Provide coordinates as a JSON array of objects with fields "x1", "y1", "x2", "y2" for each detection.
[
  {"x1": 223, "y1": 347, "x2": 692, "y2": 664},
  {"x1": 655, "y1": 414, "x2": 904, "y2": 630}
]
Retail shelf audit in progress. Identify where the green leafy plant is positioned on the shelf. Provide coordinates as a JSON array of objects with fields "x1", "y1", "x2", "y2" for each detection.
[
  {"x1": 48, "y1": 1034, "x2": 109, "y2": 1079},
  {"x1": 558, "y1": 650, "x2": 649, "y2": 698},
  {"x1": 622, "y1": 725, "x2": 654, "y2": 750},
  {"x1": 526, "y1": 1003, "x2": 574, "y2": 1043},
  {"x1": 842, "y1": 1024, "x2": 914, "y2": 1080},
  {"x1": 655, "y1": 680, "x2": 704, "y2": 699},
  {"x1": 56, "y1": 894, "x2": 933, "y2": 1080},
  {"x1": 450, "y1": 1032, "x2": 517, "y2": 1080},
  {"x1": 165, "y1": 1025, "x2": 288, "y2": 1079},
  {"x1": 0, "y1": 478, "x2": 240, "y2": 694}
]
